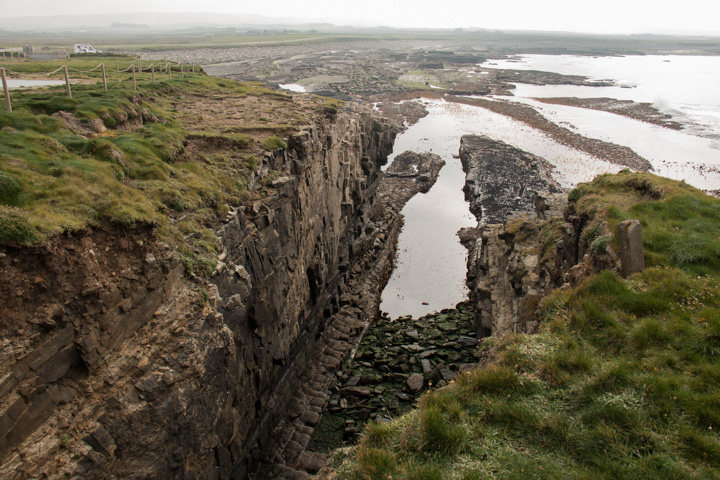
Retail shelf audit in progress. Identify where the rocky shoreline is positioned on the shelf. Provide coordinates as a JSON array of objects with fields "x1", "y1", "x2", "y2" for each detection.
[
  {"x1": 534, "y1": 97, "x2": 684, "y2": 130},
  {"x1": 446, "y1": 95, "x2": 653, "y2": 171}
]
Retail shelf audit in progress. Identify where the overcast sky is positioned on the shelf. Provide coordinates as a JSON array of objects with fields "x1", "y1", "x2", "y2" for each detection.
[{"x1": 2, "y1": 0, "x2": 720, "y2": 35}]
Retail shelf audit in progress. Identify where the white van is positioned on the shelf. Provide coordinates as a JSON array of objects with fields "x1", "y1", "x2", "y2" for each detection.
[{"x1": 73, "y1": 44, "x2": 102, "y2": 54}]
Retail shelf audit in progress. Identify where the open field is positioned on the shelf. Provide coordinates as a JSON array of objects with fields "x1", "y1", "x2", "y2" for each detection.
[{"x1": 3, "y1": 26, "x2": 720, "y2": 55}]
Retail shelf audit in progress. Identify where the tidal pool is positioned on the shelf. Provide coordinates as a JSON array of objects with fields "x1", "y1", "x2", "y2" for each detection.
[
  {"x1": 380, "y1": 100, "x2": 614, "y2": 319},
  {"x1": 279, "y1": 83, "x2": 306, "y2": 92}
]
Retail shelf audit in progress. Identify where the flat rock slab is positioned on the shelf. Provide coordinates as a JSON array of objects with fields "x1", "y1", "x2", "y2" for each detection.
[
  {"x1": 407, "y1": 373, "x2": 425, "y2": 392},
  {"x1": 459, "y1": 135, "x2": 561, "y2": 224}
]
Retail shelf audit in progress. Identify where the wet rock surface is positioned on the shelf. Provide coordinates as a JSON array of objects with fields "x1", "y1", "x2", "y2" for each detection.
[
  {"x1": 450, "y1": 95, "x2": 653, "y2": 171},
  {"x1": 459, "y1": 135, "x2": 562, "y2": 224},
  {"x1": 309, "y1": 303, "x2": 479, "y2": 453}
]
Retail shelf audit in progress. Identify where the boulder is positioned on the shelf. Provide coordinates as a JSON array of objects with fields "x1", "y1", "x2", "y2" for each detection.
[
  {"x1": 618, "y1": 219, "x2": 645, "y2": 277},
  {"x1": 406, "y1": 373, "x2": 424, "y2": 392}
]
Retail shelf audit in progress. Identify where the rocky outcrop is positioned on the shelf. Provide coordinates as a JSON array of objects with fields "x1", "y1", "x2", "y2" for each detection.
[
  {"x1": 384, "y1": 151, "x2": 445, "y2": 193},
  {"x1": 618, "y1": 219, "x2": 645, "y2": 277},
  {"x1": 0, "y1": 106, "x2": 397, "y2": 479},
  {"x1": 459, "y1": 135, "x2": 567, "y2": 337},
  {"x1": 458, "y1": 135, "x2": 635, "y2": 337},
  {"x1": 459, "y1": 135, "x2": 562, "y2": 225}
]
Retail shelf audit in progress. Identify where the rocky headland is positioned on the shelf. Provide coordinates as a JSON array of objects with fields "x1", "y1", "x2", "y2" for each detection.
[
  {"x1": 0, "y1": 80, "x2": 409, "y2": 479},
  {"x1": 459, "y1": 135, "x2": 568, "y2": 337}
]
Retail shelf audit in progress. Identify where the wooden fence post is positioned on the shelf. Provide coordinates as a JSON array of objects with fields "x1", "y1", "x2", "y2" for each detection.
[
  {"x1": 168, "y1": 63, "x2": 171, "y2": 81},
  {"x1": 116, "y1": 59, "x2": 119, "y2": 72},
  {"x1": 152, "y1": 64, "x2": 155, "y2": 84},
  {"x1": 9, "y1": 52, "x2": 13, "y2": 61},
  {"x1": 63, "y1": 65, "x2": 72, "y2": 98},
  {"x1": 192, "y1": 61, "x2": 195, "y2": 73},
  {"x1": 181, "y1": 63, "x2": 184, "y2": 79},
  {"x1": 132, "y1": 65, "x2": 137, "y2": 91},
  {"x1": 1, "y1": 68, "x2": 11, "y2": 113},
  {"x1": 101, "y1": 63, "x2": 107, "y2": 92}
]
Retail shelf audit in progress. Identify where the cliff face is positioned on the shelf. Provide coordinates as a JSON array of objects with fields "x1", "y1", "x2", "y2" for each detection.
[
  {"x1": 459, "y1": 136, "x2": 566, "y2": 337},
  {"x1": 459, "y1": 135, "x2": 628, "y2": 338},
  {"x1": 211, "y1": 109, "x2": 396, "y2": 477},
  {"x1": 0, "y1": 107, "x2": 396, "y2": 479}
]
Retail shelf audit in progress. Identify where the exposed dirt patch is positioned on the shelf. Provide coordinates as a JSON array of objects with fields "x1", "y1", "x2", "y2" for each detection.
[
  {"x1": 0, "y1": 225, "x2": 161, "y2": 339},
  {"x1": 173, "y1": 91, "x2": 320, "y2": 145}
]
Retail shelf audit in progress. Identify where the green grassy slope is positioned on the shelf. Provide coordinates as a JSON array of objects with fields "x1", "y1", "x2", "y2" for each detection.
[
  {"x1": 0, "y1": 57, "x2": 322, "y2": 276},
  {"x1": 331, "y1": 171, "x2": 720, "y2": 480}
]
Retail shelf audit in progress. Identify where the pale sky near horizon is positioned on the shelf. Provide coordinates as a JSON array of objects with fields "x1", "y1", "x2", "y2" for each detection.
[{"x1": 2, "y1": 0, "x2": 720, "y2": 36}]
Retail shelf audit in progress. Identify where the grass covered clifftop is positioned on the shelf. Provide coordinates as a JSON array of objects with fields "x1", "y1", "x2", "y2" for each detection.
[
  {"x1": 329, "y1": 171, "x2": 720, "y2": 480},
  {"x1": 0, "y1": 57, "x2": 341, "y2": 275}
]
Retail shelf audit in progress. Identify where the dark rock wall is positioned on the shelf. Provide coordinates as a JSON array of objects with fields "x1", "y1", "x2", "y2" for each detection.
[
  {"x1": 459, "y1": 135, "x2": 625, "y2": 338},
  {"x1": 211, "y1": 109, "x2": 395, "y2": 477},
  {"x1": 0, "y1": 108, "x2": 395, "y2": 479},
  {"x1": 459, "y1": 135, "x2": 566, "y2": 337}
]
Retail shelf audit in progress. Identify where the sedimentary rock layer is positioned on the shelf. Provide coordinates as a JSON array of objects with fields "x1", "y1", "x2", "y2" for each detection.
[
  {"x1": 0, "y1": 106, "x2": 396, "y2": 479},
  {"x1": 459, "y1": 135, "x2": 567, "y2": 337},
  {"x1": 254, "y1": 150, "x2": 444, "y2": 478}
]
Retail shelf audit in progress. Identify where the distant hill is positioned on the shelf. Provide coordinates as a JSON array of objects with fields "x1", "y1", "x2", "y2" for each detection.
[{"x1": 1, "y1": 12, "x2": 367, "y2": 31}]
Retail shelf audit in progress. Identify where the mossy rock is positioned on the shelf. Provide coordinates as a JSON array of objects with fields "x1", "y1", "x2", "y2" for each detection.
[
  {"x1": 261, "y1": 136, "x2": 287, "y2": 151},
  {"x1": 0, "y1": 171, "x2": 22, "y2": 206},
  {"x1": 0, "y1": 210, "x2": 39, "y2": 245}
]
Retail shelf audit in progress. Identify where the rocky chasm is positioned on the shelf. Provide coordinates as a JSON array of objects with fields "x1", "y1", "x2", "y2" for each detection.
[
  {"x1": 0, "y1": 111, "x2": 614, "y2": 479},
  {"x1": 0, "y1": 106, "x2": 403, "y2": 478}
]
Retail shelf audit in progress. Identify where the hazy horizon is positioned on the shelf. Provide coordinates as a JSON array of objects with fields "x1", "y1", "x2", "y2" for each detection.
[{"x1": 2, "y1": 0, "x2": 720, "y2": 36}]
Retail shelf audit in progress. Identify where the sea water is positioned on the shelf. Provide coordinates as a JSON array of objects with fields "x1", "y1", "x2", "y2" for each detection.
[{"x1": 381, "y1": 55, "x2": 720, "y2": 318}]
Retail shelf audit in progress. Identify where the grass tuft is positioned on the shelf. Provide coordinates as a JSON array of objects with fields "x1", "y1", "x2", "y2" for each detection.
[{"x1": 261, "y1": 135, "x2": 288, "y2": 151}]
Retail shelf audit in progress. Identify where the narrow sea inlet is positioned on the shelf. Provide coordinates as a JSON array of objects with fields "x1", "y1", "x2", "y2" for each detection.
[{"x1": 381, "y1": 55, "x2": 720, "y2": 319}]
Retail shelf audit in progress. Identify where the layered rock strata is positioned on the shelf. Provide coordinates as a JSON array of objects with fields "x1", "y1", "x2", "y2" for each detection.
[
  {"x1": 459, "y1": 136, "x2": 632, "y2": 338},
  {"x1": 255, "y1": 150, "x2": 444, "y2": 478},
  {"x1": 0, "y1": 107, "x2": 397, "y2": 479},
  {"x1": 459, "y1": 135, "x2": 568, "y2": 337}
]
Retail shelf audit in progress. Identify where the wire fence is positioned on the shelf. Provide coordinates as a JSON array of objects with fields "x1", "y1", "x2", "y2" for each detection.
[{"x1": 1, "y1": 59, "x2": 197, "y2": 113}]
